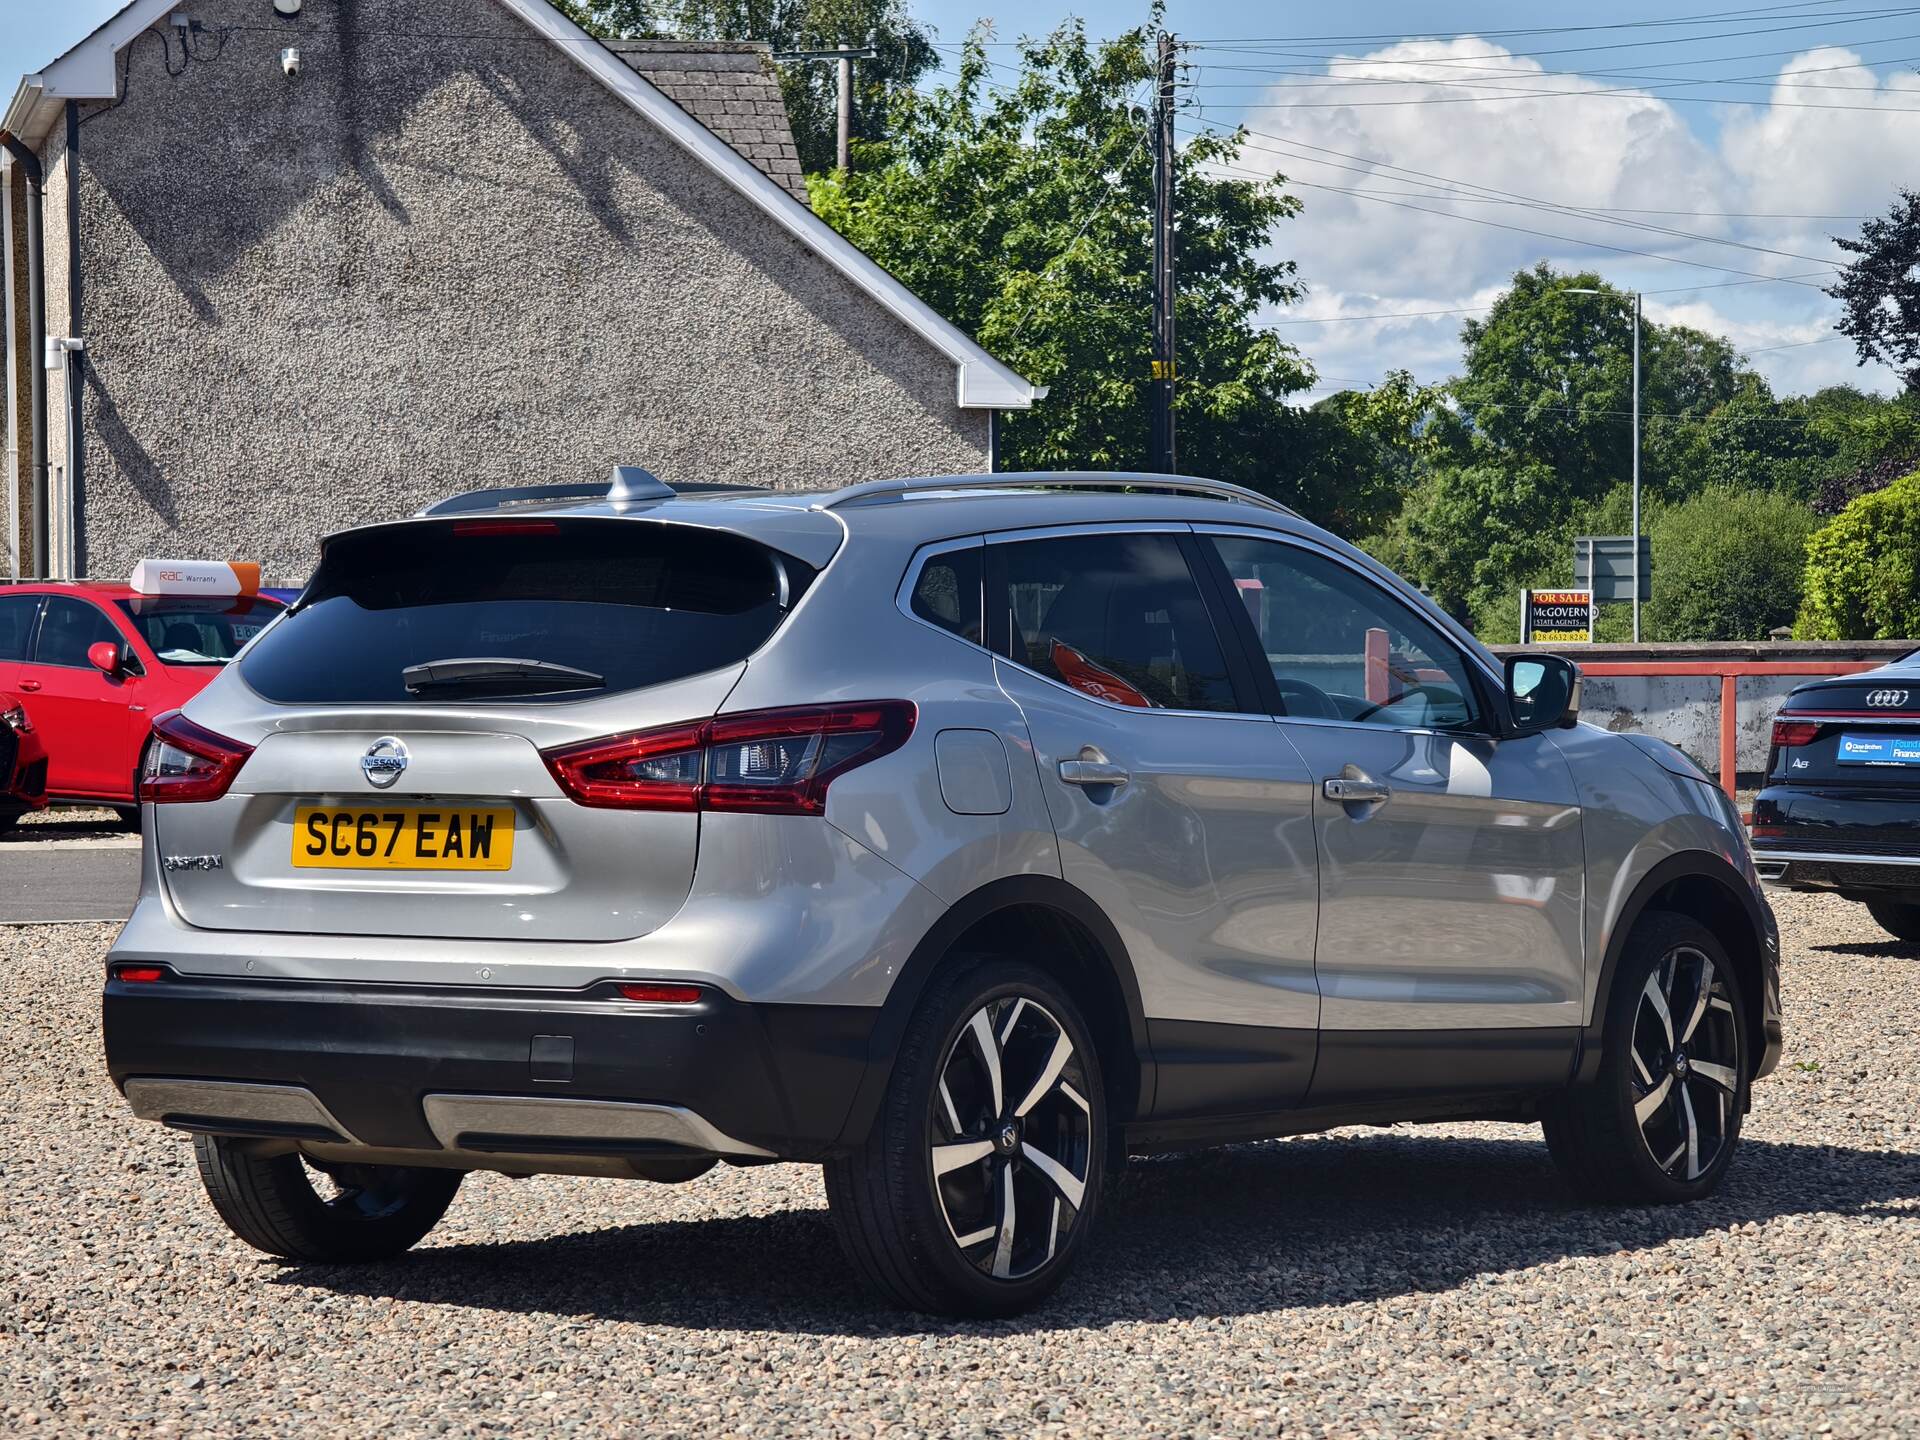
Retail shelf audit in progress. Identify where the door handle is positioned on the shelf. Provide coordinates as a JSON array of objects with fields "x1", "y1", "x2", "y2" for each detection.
[
  {"x1": 1323, "y1": 776, "x2": 1390, "y2": 804},
  {"x1": 1059, "y1": 758, "x2": 1130, "y2": 789},
  {"x1": 16, "y1": 679, "x2": 40, "y2": 692}
]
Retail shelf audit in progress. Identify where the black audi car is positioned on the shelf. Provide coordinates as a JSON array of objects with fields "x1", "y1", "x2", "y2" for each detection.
[{"x1": 1752, "y1": 650, "x2": 1920, "y2": 941}]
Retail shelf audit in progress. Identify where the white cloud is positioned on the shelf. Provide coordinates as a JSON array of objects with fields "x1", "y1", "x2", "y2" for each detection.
[{"x1": 1213, "y1": 38, "x2": 1913, "y2": 398}]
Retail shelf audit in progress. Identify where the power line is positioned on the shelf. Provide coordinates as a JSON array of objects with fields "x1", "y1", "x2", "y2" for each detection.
[
  {"x1": 1265, "y1": 271, "x2": 1842, "y2": 326},
  {"x1": 1189, "y1": 130, "x2": 1846, "y2": 284},
  {"x1": 1184, "y1": 48, "x2": 1920, "y2": 98},
  {"x1": 1212, "y1": 129, "x2": 1853, "y2": 270},
  {"x1": 1190, "y1": 6, "x2": 1920, "y2": 68},
  {"x1": 1187, "y1": 1, "x2": 1892, "y2": 48}
]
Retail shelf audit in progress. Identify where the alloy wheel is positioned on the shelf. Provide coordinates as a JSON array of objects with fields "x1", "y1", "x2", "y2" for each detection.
[
  {"x1": 928, "y1": 994, "x2": 1095, "y2": 1280},
  {"x1": 1629, "y1": 945, "x2": 1741, "y2": 1181}
]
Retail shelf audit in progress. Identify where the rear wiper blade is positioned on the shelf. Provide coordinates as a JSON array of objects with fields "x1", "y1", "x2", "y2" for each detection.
[{"x1": 401, "y1": 656, "x2": 605, "y2": 694}]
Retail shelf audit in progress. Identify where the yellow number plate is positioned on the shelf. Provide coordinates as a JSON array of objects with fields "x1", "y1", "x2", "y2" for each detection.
[{"x1": 291, "y1": 806, "x2": 516, "y2": 871}]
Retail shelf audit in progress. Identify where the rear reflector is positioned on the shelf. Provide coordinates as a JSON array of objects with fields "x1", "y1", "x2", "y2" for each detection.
[
  {"x1": 140, "y1": 711, "x2": 255, "y2": 804},
  {"x1": 112, "y1": 965, "x2": 166, "y2": 983},
  {"x1": 1771, "y1": 720, "x2": 1821, "y2": 748},
  {"x1": 614, "y1": 982, "x2": 703, "y2": 1003},
  {"x1": 544, "y1": 702, "x2": 916, "y2": 815},
  {"x1": 1750, "y1": 824, "x2": 1783, "y2": 838}
]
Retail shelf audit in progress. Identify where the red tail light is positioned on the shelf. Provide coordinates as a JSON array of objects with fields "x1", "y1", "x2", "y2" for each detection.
[
  {"x1": 1771, "y1": 719, "x2": 1820, "y2": 748},
  {"x1": 140, "y1": 711, "x2": 254, "y2": 803},
  {"x1": 544, "y1": 702, "x2": 916, "y2": 815}
]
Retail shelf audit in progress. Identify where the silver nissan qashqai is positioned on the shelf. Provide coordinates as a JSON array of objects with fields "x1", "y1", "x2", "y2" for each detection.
[{"x1": 104, "y1": 468, "x2": 1782, "y2": 1317}]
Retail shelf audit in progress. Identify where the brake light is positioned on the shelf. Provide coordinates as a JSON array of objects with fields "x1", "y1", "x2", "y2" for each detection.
[
  {"x1": 452, "y1": 519, "x2": 561, "y2": 537},
  {"x1": 140, "y1": 711, "x2": 254, "y2": 803},
  {"x1": 1771, "y1": 719, "x2": 1820, "y2": 748},
  {"x1": 544, "y1": 702, "x2": 916, "y2": 814},
  {"x1": 615, "y1": 982, "x2": 703, "y2": 1003}
]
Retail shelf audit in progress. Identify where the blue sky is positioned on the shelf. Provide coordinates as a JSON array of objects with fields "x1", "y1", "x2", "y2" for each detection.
[{"x1": 8, "y1": 1, "x2": 1911, "y2": 399}]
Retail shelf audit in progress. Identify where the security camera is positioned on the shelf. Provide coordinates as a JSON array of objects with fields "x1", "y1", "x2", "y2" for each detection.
[{"x1": 281, "y1": 46, "x2": 301, "y2": 77}]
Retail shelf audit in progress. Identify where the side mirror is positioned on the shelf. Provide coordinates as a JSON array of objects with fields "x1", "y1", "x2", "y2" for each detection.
[
  {"x1": 88, "y1": 640, "x2": 126, "y2": 676},
  {"x1": 1505, "y1": 654, "x2": 1582, "y2": 735}
]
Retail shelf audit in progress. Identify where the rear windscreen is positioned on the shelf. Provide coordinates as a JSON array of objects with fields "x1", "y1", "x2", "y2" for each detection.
[
  {"x1": 239, "y1": 519, "x2": 807, "y2": 705},
  {"x1": 117, "y1": 595, "x2": 283, "y2": 665}
]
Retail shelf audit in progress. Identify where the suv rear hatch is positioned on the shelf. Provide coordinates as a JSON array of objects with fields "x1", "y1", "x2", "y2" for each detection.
[
  {"x1": 1756, "y1": 673, "x2": 1920, "y2": 854},
  {"x1": 151, "y1": 513, "x2": 824, "y2": 941}
]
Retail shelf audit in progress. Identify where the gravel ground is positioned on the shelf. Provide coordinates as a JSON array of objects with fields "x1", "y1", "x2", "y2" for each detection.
[
  {"x1": 3, "y1": 807, "x2": 129, "y2": 846},
  {"x1": 5, "y1": 891, "x2": 1919, "y2": 1438}
]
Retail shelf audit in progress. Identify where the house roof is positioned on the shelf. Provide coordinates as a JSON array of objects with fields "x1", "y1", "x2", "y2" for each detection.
[
  {"x1": 0, "y1": 0, "x2": 1038, "y2": 411},
  {"x1": 606, "y1": 41, "x2": 807, "y2": 204}
]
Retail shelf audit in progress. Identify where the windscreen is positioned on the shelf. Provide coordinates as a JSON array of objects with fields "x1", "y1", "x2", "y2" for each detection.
[
  {"x1": 117, "y1": 595, "x2": 284, "y2": 665},
  {"x1": 238, "y1": 518, "x2": 806, "y2": 705}
]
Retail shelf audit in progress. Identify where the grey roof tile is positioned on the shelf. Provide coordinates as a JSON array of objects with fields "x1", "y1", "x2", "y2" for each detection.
[{"x1": 603, "y1": 40, "x2": 810, "y2": 206}]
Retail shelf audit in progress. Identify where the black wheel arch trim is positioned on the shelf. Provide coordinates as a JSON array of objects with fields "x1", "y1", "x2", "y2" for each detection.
[
  {"x1": 1574, "y1": 849, "x2": 1781, "y2": 1086},
  {"x1": 830, "y1": 874, "x2": 1154, "y2": 1151}
]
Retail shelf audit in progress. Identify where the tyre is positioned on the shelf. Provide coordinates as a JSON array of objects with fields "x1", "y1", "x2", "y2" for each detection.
[
  {"x1": 0, "y1": 805, "x2": 21, "y2": 836},
  {"x1": 193, "y1": 1135, "x2": 463, "y2": 1262},
  {"x1": 1543, "y1": 910, "x2": 1748, "y2": 1204},
  {"x1": 825, "y1": 958, "x2": 1106, "y2": 1317},
  {"x1": 1866, "y1": 900, "x2": 1920, "y2": 943}
]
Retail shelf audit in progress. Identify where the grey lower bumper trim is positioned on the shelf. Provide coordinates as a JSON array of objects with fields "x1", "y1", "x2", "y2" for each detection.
[
  {"x1": 122, "y1": 1079, "x2": 364, "y2": 1144},
  {"x1": 1753, "y1": 849, "x2": 1920, "y2": 867},
  {"x1": 421, "y1": 1093, "x2": 776, "y2": 1159}
]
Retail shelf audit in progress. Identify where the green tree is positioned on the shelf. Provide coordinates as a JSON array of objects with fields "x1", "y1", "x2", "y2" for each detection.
[
  {"x1": 1386, "y1": 264, "x2": 1762, "y2": 628},
  {"x1": 809, "y1": 18, "x2": 1321, "y2": 506},
  {"x1": 551, "y1": 0, "x2": 936, "y2": 174},
  {"x1": 1828, "y1": 189, "x2": 1920, "y2": 393},
  {"x1": 1644, "y1": 488, "x2": 1817, "y2": 641},
  {"x1": 1796, "y1": 470, "x2": 1920, "y2": 639}
]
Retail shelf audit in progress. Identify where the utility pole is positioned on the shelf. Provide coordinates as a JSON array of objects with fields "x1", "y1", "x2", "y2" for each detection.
[
  {"x1": 1567, "y1": 285, "x2": 1644, "y2": 641},
  {"x1": 1149, "y1": 32, "x2": 1177, "y2": 474},
  {"x1": 773, "y1": 45, "x2": 877, "y2": 172},
  {"x1": 1630, "y1": 288, "x2": 1642, "y2": 643}
]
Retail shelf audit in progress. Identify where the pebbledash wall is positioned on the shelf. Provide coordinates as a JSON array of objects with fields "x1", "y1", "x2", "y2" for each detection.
[{"x1": 17, "y1": 0, "x2": 1019, "y2": 580}]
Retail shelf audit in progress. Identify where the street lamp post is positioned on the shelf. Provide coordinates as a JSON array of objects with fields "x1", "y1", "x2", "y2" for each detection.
[{"x1": 1567, "y1": 287, "x2": 1643, "y2": 642}]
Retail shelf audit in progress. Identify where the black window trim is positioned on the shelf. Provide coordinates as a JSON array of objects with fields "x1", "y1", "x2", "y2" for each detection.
[
  {"x1": 1189, "y1": 524, "x2": 1501, "y2": 738},
  {"x1": 0, "y1": 593, "x2": 46, "y2": 667},
  {"x1": 26, "y1": 594, "x2": 125, "y2": 672},
  {"x1": 979, "y1": 522, "x2": 1265, "y2": 722},
  {"x1": 895, "y1": 534, "x2": 986, "y2": 648}
]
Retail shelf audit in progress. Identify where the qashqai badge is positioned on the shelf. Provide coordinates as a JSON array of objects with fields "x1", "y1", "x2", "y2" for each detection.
[
  {"x1": 361, "y1": 736, "x2": 409, "y2": 789},
  {"x1": 1866, "y1": 689, "x2": 1910, "y2": 707}
]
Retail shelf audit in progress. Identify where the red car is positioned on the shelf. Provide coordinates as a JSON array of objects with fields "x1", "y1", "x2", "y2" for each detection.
[
  {"x1": 0, "y1": 581, "x2": 284, "y2": 815},
  {"x1": 0, "y1": 688, "x2": 49, "y2": 831}
]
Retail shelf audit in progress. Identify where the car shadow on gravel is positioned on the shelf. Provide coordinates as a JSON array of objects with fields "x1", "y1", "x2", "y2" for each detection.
[
  {"x1": 271, "y1": 1131, "x2": 1920, "y2": 1334},
  {"x1": 1809, "y1": 940, "x2": 1920, "y2": 960}
]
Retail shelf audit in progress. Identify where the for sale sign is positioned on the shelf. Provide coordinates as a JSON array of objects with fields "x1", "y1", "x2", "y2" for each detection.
[{"x1": 1522, "y1": 588, "x2": 1594, "y2": 644}]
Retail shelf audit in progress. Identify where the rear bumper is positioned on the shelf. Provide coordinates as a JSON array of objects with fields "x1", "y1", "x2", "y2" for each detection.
[
  {"x1": 1752, "y1": 848, "x2": 1920, "y2": 899},
  {"x1": 103, "y1": 970, "x2": 878, "y2": 1165}
]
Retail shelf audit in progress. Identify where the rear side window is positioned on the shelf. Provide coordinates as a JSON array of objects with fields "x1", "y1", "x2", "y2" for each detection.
[
  {"x1": 909, "y1": 546, "x2": 982, "y2": 643},
  {"x1": 240, "y1": 519, "x2": 809, "y2": 705},
  {"x1": 33, "y1": 597, "x2": 121, "y2": 668},
  {"x1": 0, "y1": 596, "x2": 38, "y2": 662},
  {"x1": 117, "y1": 596, "x2": 283, "y2": 664},
  {"x1": 993, "y1": 532, "x2": 1240, "y2": 713}
]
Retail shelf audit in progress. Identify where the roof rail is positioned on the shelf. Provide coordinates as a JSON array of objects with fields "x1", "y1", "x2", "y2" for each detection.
[
  {"x1": 420, "y1": 466, "x2": 675, "y2": 517},
  {"x1": 812, "y1": 471, "x2": 1299, "y2": 517}
]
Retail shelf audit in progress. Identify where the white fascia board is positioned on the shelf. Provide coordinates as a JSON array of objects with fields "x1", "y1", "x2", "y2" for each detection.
[
  {"x1": 493, "y1": 0, "x2": 1036, "y2": 411},
  {"x1": 4, "y1": 0, "x2": 178, "y2": 145}
]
